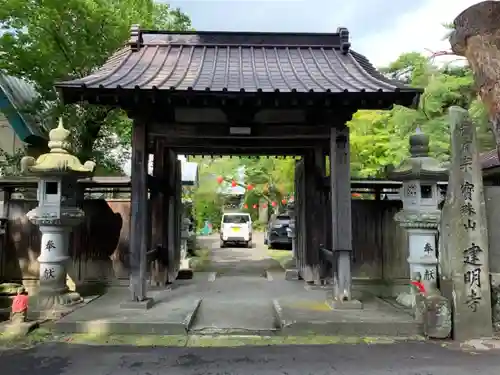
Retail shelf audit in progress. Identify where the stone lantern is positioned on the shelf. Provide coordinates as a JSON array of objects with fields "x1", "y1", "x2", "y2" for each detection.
[
  {"x1": 388, "y1": 130, "x2": 448, "y2": 304},
  {"x1": 20, "y1": 118, "x2": 95, "y2": 313}
]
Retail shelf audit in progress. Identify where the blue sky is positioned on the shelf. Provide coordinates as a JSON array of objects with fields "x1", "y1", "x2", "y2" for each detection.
[{"x1": 164, "y1": 0, "x2": 482, "y2": 67}]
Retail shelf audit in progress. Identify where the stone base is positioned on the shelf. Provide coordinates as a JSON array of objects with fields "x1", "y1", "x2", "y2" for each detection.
[
  {"x1": 177, "y1": 269, "x2": 194, "y2": 280},
  {"x1": 285, "y1": 268, "x2": 299, "y2": 280},
  {"x1": 327, "y1": 299, "x2": 364, "y2": 310},
  {"x1": 119, "y1": 297, "x2": 154, "y2": 310},
  {"x1": 36, "y1": 291, "x2": 83, "y2": 318},
  {"x1": 396, "y1": 292, "x2": 415, "y2": 308},
  {"x1": 0, "y1": 320, "x2": 39, "y2": 337}
]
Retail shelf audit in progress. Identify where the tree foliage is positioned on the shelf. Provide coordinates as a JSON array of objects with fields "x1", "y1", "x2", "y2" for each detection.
[
  {"x1": 0, "y1": 0, "x2": 191, "y2": 173},
  {"x1": 349, "y1": 52, "x2": 493, "y2": 178},
  {"x1": 188, "y1": 51, "x2": 493, "y2": 222},
  {"x1": 188, "y1": 156, "x2": 295, "y2": 229}
]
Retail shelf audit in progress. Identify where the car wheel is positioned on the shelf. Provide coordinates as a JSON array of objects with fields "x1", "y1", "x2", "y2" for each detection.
[
  {"x1": 220, "y1": 241, "x2": 225, "y2": 248},
  {"x1": 246, "y1": 240, "x2": 252, "y2": 248},
  {"x1": 264, "y1": 232, "x2": 268, "y2": 245},
  {"x1": 268, "y1": 242, "x2": 274, "y2": 250}
]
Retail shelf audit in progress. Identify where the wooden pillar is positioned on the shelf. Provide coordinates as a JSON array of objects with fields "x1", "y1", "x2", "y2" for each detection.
[
  {"x1": 151, "y1": 140, "x2": 167, "y2": 286},
  {"x1": 314, "y1": 147, "x2": 329, "y2": 282},
  {"x1": 303, "y1": 152, "x2": 321, "y2": 284},
  {"x1": 127, "y1": 119, "x2": 151, "y2": 305},
  {"x1": 165, "y1": 149, "x2": 179, "y2": 283},
  {"x1": 294, "y1": 160, "x2": 305, "y2": 279},
  {"x1": 0, "y1": 187, "x2": 11, "y2": 279},
  {"x1": 331, "y1": 127, "x2": 357, "y2": 305},
  {"x1": 173, "y1": 158, "x2": 182, "y2": 275},
  {"x1": 329, "y1": 127, "x2": 339, "y2": 286}
]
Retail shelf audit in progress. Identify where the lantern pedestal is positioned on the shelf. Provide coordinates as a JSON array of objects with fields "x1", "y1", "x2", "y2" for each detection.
[
  {"x1": 27, "y1": 207, "x2": 86, "y2": 315},
  {"x1": 394, "y1": 211, "x2": 440, "y2": 308},
  {"x1": 20, "y1": 118, "x2": 95, "y2": 318}
]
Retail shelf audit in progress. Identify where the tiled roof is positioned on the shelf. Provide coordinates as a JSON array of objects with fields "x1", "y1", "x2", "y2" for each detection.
[
  {"x1": 0, "y1": 74, "x2": 48, "y2": 141},
  {"x1": 481, "y1": 149, "x2": 499, "y2": 170},
  {"x1": 56, "y1": 27, "x2": 422, "y2": 97}
]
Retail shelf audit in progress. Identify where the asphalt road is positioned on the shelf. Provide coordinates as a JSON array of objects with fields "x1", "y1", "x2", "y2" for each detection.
[{"x1": 1, "y1": 341, "x2": 499, "y2": 375}]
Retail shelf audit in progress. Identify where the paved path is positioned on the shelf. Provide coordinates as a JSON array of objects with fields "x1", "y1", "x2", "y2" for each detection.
[
  {"x1": 2, "y1": 341, "x2": 500, "y2": 375},
  {"x1": 190, "y1": 233, "x2": 284, "y2": 333},
  {"x1": 205, "y1": 232, "x2": 281, "y2": 276}
]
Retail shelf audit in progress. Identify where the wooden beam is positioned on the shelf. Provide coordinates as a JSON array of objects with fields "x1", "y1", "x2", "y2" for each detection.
[
  {"x1": 161, "y1": 137, "x2": 327, "y2": 150},
  {"x1": 129, "y1": 119, "x2": 149, "y2": 302},
  {"x1": 149, "y1": 123, "x2": 331, "y2": 139},
  {"x1": 164, "y1": 147, "x2": 307, "y2": 156}
]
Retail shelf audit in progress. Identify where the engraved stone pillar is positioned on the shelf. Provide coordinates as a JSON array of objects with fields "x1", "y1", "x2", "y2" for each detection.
[
  {"x1": 440, "y1": 106, "x2": 493, "y2": 340},
  {"x1": 20, "y1": 118, "x2": 95, "y2": 315},
  {"x1": 388, "y1": 130, "x2": 448, "y2": 308}
]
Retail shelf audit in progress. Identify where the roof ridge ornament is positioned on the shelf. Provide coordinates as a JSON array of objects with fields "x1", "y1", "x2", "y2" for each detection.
[
  {"x1": 129, "y1": 24, "x2": 143, "y2": 52},
  {"x1": 337, "y1": 27, "x2": 351, "y2": 55}
]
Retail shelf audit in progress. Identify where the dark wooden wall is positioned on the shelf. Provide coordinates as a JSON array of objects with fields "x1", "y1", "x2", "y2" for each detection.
[{"x1": 0, "y1": 198, "x2": 409, "y2": 284}]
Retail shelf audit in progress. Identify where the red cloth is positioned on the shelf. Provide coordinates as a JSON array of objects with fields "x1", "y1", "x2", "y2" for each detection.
[
  {"x1": 410, "y1": 281, "x2": 426, "y2": 294},
  {"x1": 12, "y1": 294, "x2": 28, "y2": 313}
]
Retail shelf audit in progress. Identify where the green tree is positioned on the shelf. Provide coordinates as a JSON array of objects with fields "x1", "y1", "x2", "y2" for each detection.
[
  {"x1": 0, "y1": 0, "x2": 191, "y2": 173},
  {"x1": 349, "y1": 50, "x2": 493, "y2": 178}
]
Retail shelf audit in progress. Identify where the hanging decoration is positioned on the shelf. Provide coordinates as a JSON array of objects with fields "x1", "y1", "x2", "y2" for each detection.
[
  {"x1": 262, "y1": 203, "x2": 268, "y2": 209},
  {"x1": 271, "y1": 201, "x2": 277, "y2": 207},
  {"x1": 246, "y1": 184, "x2": 254, "y2": 191},
  {"x1": 216, "y1": 176, "x2": 224, "y2": 184},
  {"x1": 231, "y1": 180, "x2": 237, "y2": 187},
  {"x1": 253, "y1": 204, "x2": 258, "y2": 209},
  {"x1": 281, "y1": 199, "x2": 287, "y2": 205},
  {"x1": 243, "y1": 203, "x2": 248, "y2": 209}
]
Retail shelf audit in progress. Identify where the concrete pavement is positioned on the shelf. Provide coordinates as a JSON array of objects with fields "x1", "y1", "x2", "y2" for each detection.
[{"x1": 1, "y1": 340, "x2": 500, "y2": 375}]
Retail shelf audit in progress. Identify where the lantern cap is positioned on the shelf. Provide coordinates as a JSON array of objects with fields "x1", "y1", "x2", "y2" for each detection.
[
  {"x1": 386, "y1": 128, "x2": 448, "y2": 182},
  {"x1": 20, "y1": 118, "x2": 96, "y2": 176}
]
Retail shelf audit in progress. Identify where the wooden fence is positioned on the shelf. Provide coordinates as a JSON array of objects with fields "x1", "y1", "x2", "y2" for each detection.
[{"x1": 0, "y1": 197, "x2": 409, "y2": 286}]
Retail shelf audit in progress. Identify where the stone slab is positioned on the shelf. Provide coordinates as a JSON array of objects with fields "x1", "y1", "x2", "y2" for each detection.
[
  {"x1": 119, "y1": 298, "x2": 154, "y2": 310},
  {"x1": 285, "y1": 268, "x2": 299, "y2": 280},
  {"x1": 52, "y1": 287, "x2": 203, "y2": 335},
  {"x1": 177, "y1": 269, "x2": 194, "y2": 280},
  {"x1": 0, "y1": 320, "x2": 39, "y2": 336},
  {"x1": 273, "y1": 296, "x2": 421, "y2": 337},
  {"x1": 327, "y1": 299, "x2": 363, "y2": 310}
]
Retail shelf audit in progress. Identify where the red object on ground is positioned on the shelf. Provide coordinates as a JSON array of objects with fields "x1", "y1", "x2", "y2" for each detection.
[
  {"x1": 281, "y1": 199, "x2": 287, "y2": 204},
  {"x1": 244, "y1": 204, "x2": 248, "y2": 209},
  {"x1": 271, "y1": 201, "x2": 277, "y2": 207},
  {"x1": 253, "y1": 204, "x2": 257, "y2": 209},
  {"x1": 410, "y1": 281, "x2": 426, "y2": 294},
  {"x1": 231, "y1": 180, "x2": 237, "y2": 187},
  {"x1": 216, "y1": 176, "x2": 224, "y2": 184},
  {"x1": 247, "y1": 184, "x2": 254, "y2": 191},
  {"x1": 12, "y1": 294, "x2": 28, "y2": 313}
]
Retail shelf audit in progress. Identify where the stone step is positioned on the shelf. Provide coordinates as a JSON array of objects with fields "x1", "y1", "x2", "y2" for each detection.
[{"x1": 189, "y1": 299, "x2": 280, "y2": 336}]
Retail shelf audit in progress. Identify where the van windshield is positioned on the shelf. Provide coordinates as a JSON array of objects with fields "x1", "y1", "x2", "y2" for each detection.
[
  {"x1": 223, "y1": 215, "x2": 250, "y2": 224},
  {"x1": 276, "y1": 215, "x2": 290, "y2": 221}
]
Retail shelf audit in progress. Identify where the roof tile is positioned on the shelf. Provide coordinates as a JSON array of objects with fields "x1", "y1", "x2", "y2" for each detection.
[{"x1": 56, "y1": 29, "x2": 421, "y2": 95}]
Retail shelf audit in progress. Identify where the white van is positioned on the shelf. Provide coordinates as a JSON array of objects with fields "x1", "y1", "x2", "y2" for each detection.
[{"x1": 220, "y1": 212, "x2": 252, "y2": 248}]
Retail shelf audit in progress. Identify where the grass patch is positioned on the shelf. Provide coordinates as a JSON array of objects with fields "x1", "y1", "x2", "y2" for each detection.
[
  {"x1": 0, "y1": 326, "x2": 54, "y2": 350},
  {"x1": 190, "y1": 247, "x2": 211, "y2": 271},
  {"x1": 63, "y1": 333, "x2": 188, "y2": 346},
  {"x1": 0, "y1": 326, "x2": 424, "y2": 348},
  {"x1": 267, "y1": 249, "x2": 294, "y2": 269}
]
